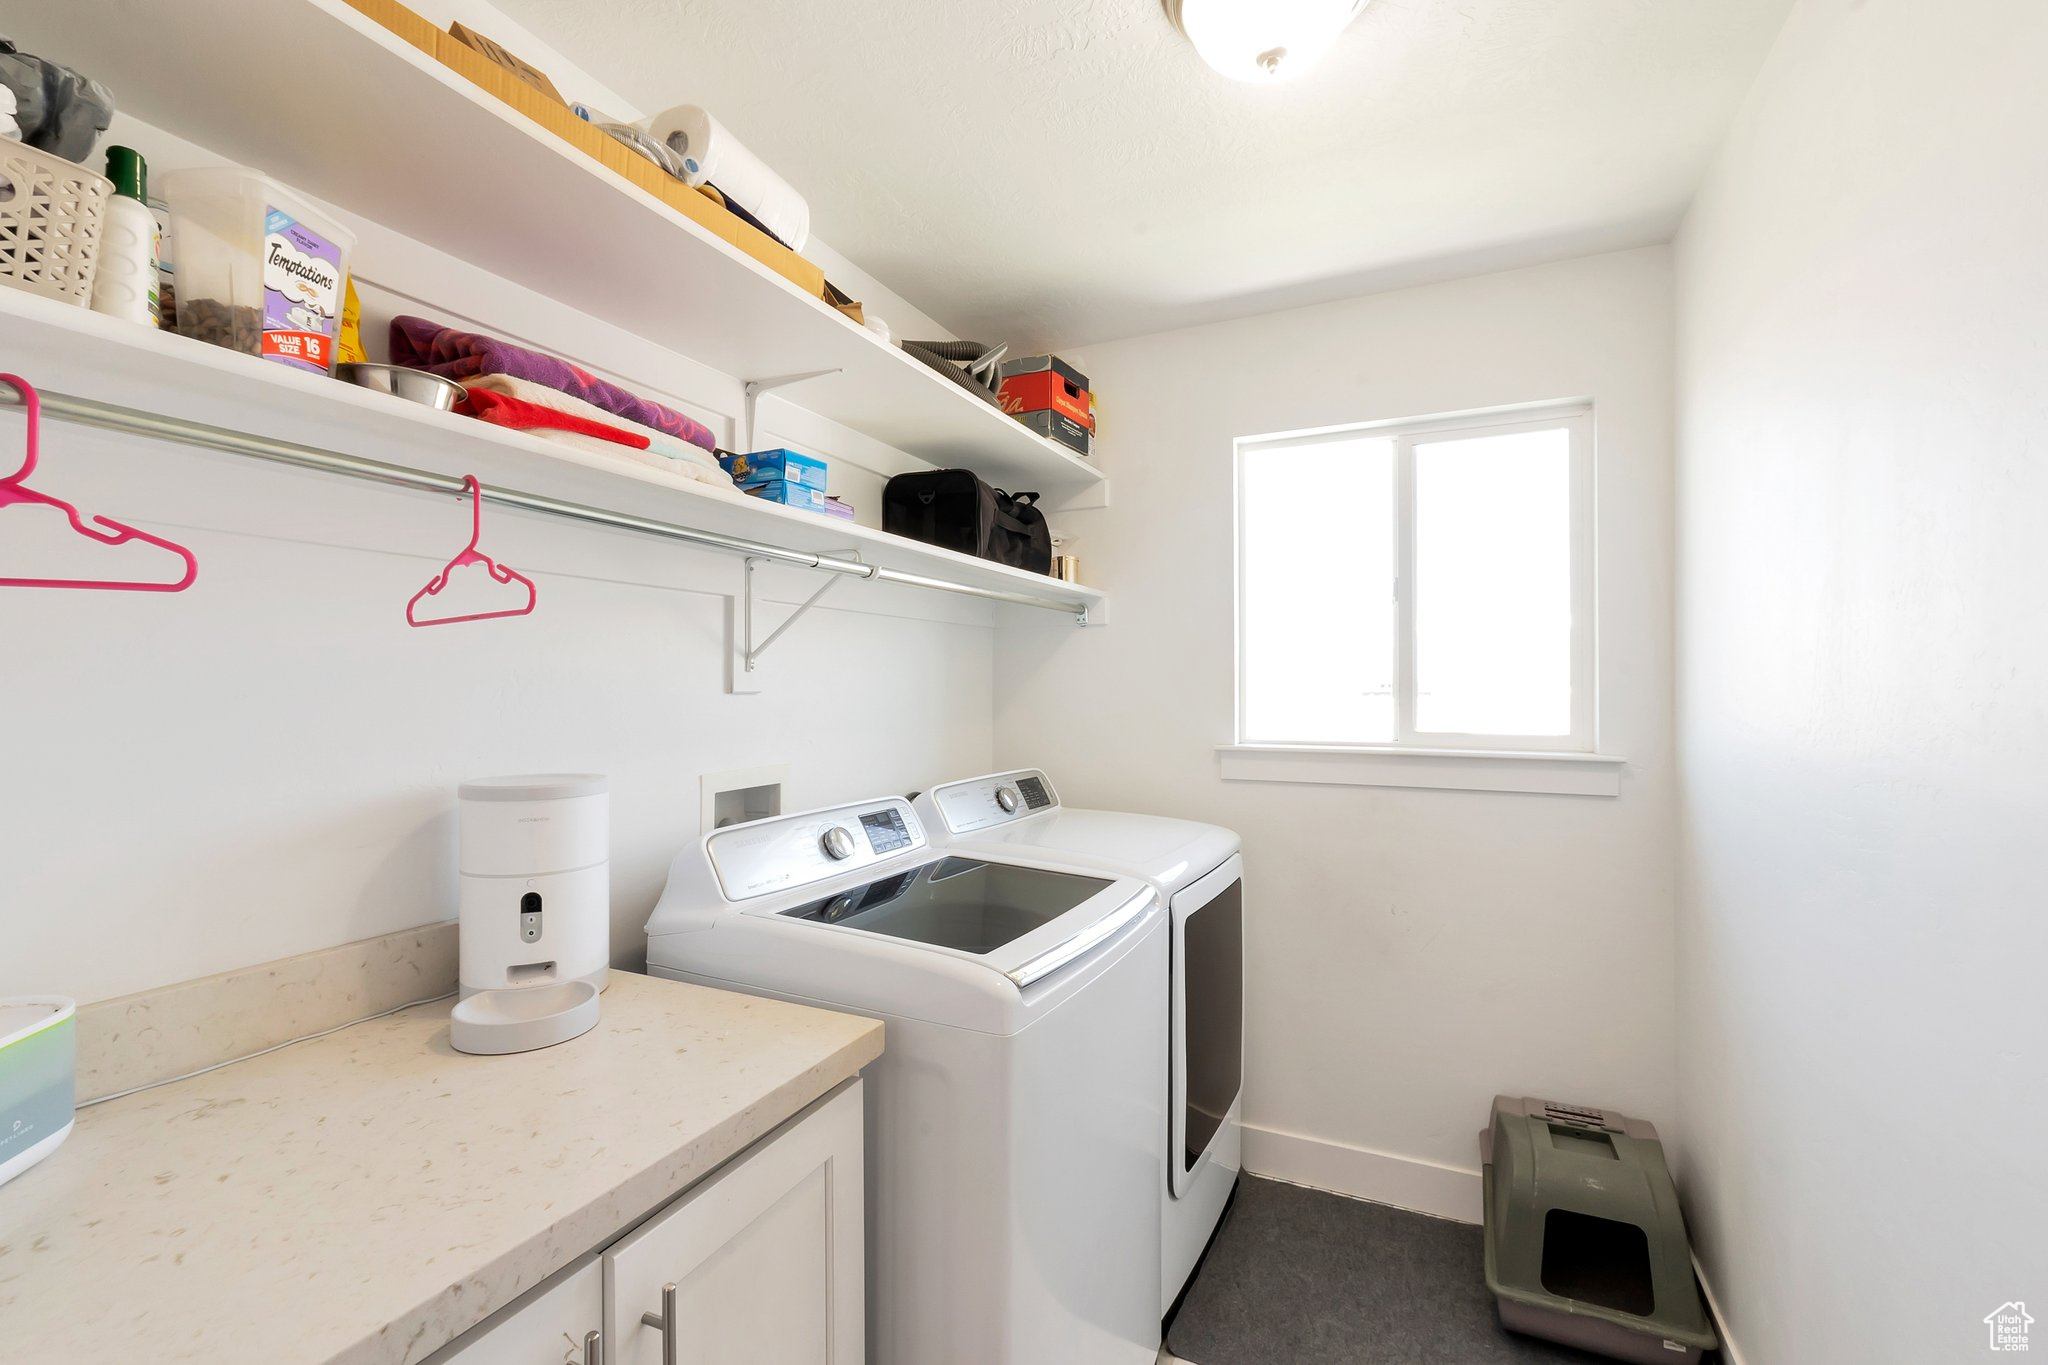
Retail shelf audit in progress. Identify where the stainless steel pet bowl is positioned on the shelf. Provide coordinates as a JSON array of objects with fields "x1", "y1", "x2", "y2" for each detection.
[{"x1": 334, "y1": 362, "x2": 468, "y2": 411}]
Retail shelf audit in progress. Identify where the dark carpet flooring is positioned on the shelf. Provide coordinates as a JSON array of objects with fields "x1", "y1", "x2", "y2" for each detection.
[{"x1": 1167, "y1": 1176, "x2": 1714, "y2": 1365}]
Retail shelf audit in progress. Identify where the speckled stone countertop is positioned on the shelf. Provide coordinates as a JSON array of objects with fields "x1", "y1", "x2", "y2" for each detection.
[{"x1": 0, "y1": 970, "x2": 883, "y2": 1364}]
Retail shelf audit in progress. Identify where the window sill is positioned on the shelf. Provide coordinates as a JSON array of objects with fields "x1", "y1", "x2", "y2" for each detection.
[{"x1": 1215, "y1": 744, "x2": 1625, "y2": 797}]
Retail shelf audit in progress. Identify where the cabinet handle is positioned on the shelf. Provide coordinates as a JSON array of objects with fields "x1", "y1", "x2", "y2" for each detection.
[
  {"x1": 640, "y1": 1282, "x2": 679, "y2": 1365},
  {"x1": 582, "y1": 1328, "x2": 602, "y2": 1365}
]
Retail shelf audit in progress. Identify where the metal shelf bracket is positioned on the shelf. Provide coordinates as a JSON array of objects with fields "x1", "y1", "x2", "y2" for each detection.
[
  {"x1": 742, "y1": 554, "x2": 870, "y2": 672},
  {"x1": 740, "y1": 369, "x2": 841, "y2": 453}
]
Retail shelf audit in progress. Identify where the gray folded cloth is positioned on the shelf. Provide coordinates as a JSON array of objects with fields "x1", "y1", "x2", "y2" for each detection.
[{"x1": 0, "y1": 42, "x2": 116, "y2": 163}]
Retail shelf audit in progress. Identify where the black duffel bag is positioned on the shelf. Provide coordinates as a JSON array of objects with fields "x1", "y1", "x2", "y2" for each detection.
[{"x1": 883, "y1": 469, "x2": 1053, "y2": 574}]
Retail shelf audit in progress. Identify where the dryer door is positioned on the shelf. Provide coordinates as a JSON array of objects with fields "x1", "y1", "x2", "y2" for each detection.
[{"x1": 1171, "y1": 853, "x2": 1244, "y2": 1196}]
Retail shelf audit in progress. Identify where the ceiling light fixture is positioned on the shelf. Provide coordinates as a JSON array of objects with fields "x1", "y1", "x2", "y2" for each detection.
[{"x1": 1165, "y1": 0, "x2": 1366, "y2": 83}]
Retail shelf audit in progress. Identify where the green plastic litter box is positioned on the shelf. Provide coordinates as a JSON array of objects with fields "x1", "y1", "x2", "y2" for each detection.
[
  {"x1": 0, "y1": 997, "x2": 76, "y2": 1189},
  {"x1": 1481, "y1": 1095, "x2": 1717, "y2": 1364}
]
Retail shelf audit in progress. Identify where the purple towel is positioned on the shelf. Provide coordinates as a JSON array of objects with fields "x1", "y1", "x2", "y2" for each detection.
[{"x1": 390, "y1": 315, "x2": 716, "y2": 451}]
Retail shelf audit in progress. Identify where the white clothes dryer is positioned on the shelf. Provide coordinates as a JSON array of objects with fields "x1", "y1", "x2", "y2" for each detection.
[
  {"x1": 912, "y1": 770, "x2": 1244, "y2": 1314},
  {"x1": 647, "y1": 795, "x2": 1166, "y2": 1365}
]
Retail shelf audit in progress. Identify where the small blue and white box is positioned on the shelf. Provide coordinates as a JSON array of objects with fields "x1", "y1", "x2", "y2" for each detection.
[
  {"x1": 720, "y1": 447, "x2": 828, "y2": 491},
  {"x1": 0, "y1": 997, "x2": 75, "y2": 1188},
  {"x1": 744, "y1": 478, "x2": 832, "y2": 514}
]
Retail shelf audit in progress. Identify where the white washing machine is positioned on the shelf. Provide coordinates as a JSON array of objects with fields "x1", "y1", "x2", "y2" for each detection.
[
  {"x1": 646, "y1": 795, "x2": 1167, "y2": 1365},
  {"x1": 911, "y1": 770, "x2": 1244, "y2": 1314}
]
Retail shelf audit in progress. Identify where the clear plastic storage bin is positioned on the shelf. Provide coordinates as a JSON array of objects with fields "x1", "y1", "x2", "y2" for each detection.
[{"x1": 158, "y1": 167, "x2": 355, "y2": 373}]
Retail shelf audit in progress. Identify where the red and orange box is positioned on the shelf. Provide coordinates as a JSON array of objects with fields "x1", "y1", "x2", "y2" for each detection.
[{"x1": 997, "y1": 354, "x2": 1093, "y2": 433}]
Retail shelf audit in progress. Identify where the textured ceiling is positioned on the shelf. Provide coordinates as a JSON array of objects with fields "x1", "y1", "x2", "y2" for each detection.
[{"x1": 496, "y1": 0, "x2": 1793, "y2": 348}]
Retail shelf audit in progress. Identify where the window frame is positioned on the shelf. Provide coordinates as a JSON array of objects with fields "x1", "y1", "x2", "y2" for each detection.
[{"x1": 1233, "y1": 401, "x2": 1597, "y2": 756}]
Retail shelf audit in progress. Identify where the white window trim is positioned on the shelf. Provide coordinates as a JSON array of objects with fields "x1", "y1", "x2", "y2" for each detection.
[
  {"x1": 1231, "y1": 401, "x2": 1621, "y2": 795},
  {"x1": 1216, "y1": 743, "x2": 1625, "y2": 797}
]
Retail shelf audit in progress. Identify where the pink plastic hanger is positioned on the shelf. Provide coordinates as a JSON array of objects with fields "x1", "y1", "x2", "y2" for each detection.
[
  {"x1": 0, "y1": 373, "x2": 198, "y2": 592},
  {"x1": 406, "y1": 475, "x2": 538, "y2": 626}
]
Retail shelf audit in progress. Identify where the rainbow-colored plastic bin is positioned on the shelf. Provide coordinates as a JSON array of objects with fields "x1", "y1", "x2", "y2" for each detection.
[{"x1": 0, "y1": 997, "x2": 76, "y2": 1188}]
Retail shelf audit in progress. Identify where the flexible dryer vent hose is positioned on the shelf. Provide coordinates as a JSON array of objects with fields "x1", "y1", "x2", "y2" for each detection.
[{"x1": 900, "y1": 340, "x2": 1009, "y2": 407}]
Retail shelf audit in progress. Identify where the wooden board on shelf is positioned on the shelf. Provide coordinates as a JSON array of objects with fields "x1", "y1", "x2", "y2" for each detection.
[{"x1": 10, "y1": 0, "x2": 1105, "y2": 499}]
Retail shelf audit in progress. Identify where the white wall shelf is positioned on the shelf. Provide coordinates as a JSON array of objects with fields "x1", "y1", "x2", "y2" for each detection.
[
  {"x1": 11, "y1": 0, "x2": 1105, "y2": 499},
  {"x1": 0, "y1": 287, "x2": 1105, "y2": 620}
]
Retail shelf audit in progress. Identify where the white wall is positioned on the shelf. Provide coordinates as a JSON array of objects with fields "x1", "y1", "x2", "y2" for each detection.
[
  {"x1": 0, "y1": 74, "x2": 990, "y2": 1005},
  {"x1": 996, "y1": 247, "x2": 1677, "y2": 1213},
  {"x1": 1674, "y1": 1, "x2": 2048, "y2": 1359}
]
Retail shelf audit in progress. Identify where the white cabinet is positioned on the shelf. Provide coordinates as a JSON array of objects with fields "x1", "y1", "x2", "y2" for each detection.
[
  {"x1": 427, "y1": 1080, "x2": 864, "y2": 1365},
  {"x1": 605, "y1": 1081, "x2": 865, "y2": 1365},
  {"x1": 424, "y1": 1257, "x2": 602, "y2": 1365}
]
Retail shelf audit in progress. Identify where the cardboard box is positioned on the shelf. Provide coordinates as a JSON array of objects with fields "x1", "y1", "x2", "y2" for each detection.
[
  {"x1": 339, "y1": 0, "x2": 437, "y2": 53},
  {"x1": 998, "y1": 369, "x2": 1093, "y2": 431},
  {"x1": 721, "y1": 448, "x2": 828, "y2": 491},
  {"x1": 999, "y1": 353, "x2": 1090, "y2": 392},
  {"x1": 824, "y1": 280, "x2": 866, "y2": 326},
  {"x1": 447, "y1": 22, "x2": 565, "y2": 102},
  {"x1": 743, "y1": 478, "x2": 831, "y2": 514},
  {"x1": 1017, "y1": 408, "x2": 1093, "y2": 457}
]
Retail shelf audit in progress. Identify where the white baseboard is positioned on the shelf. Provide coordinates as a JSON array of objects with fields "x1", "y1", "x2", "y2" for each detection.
[
  {"x1": 1240, "y1": 1123, "x2": 1485, "y2": 1224},
  {"x1": 1691, "y1": 1253, "x2": 1748, "y2": 1365}
]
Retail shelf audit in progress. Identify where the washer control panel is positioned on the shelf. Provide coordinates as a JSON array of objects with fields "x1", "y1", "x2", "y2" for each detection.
[
  {"x1": 709, "y1": 797, "x2": 928, "y2": 901},
  {"x1": 928, "y1": 769, "x2": 1059, "y2": 834},
  {"x1": 859, "y1": 806, "x2": 914, "y2": 853}
]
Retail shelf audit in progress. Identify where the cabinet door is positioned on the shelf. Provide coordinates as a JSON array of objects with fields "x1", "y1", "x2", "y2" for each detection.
[
  {"x1": 605, "y1": 1080, "x2": 864, "y2": 1365},
  {"x1": 425, "y1": 1255, "x2": 603, "y2": 1365}
]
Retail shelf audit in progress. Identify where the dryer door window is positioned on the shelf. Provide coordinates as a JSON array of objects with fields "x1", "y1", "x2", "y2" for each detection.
[{"x1": 1182, "y1": 877, "x2": 1244, "y2": 1174}]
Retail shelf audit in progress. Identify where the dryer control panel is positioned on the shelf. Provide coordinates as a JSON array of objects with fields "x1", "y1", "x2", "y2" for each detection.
[
  {"x1": 708, "y1": 797, "x2": 928, "y2": 901},
  {"x1": 927, "y1": 769, "x2": 1059, "y2": 834}
]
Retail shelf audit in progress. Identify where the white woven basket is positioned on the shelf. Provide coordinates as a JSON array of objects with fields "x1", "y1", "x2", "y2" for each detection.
[{"x1": 0, "y1": 137, "x2": 110, "y2": 307}]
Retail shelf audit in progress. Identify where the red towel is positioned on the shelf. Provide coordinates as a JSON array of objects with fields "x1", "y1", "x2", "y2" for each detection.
[{"x1": 457, "y1": 389, "x2": 652, "y2": 448}]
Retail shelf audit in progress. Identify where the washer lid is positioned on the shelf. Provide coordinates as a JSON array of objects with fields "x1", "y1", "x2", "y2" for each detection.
[
  {"x1": 768, "y1": 855, "x2": 1153, "y2": 988},
  {"x1": 459, "y1": 773, "x2": 608, "y2": 802}
]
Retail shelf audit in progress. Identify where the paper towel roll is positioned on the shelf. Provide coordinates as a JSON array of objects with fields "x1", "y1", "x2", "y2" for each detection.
[{"x1": 643, "y1": 104, "x2": 811, "y2": 252}]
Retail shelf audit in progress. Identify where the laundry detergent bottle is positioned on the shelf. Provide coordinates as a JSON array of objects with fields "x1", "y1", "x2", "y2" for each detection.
[{"x1": 89, "y1": 146, "x2": 161, "y2": 327}]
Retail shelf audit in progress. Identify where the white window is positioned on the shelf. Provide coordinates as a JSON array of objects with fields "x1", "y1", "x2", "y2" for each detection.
[{"x1": 1234, "y1": 404, "x2": 1595, "y2": 754}]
